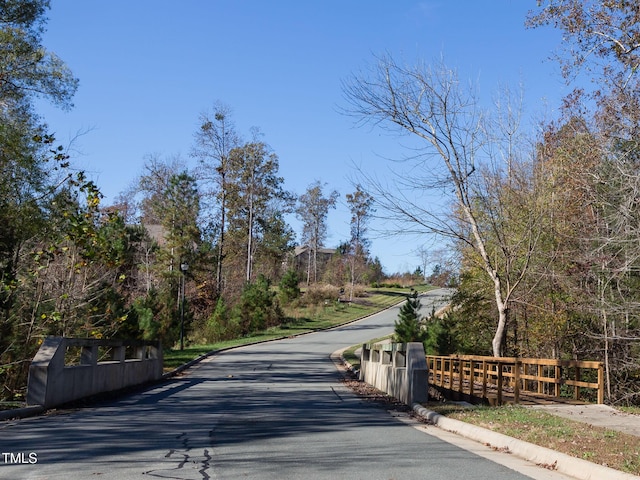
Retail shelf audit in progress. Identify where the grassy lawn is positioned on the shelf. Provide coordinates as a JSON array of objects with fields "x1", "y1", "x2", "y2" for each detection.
[
  {"x1": 164, "y1": 285, "x2": 425, "y2": 370},
  {"x1": 424, "y1": 403, "x2": 640, "y2": 475}
]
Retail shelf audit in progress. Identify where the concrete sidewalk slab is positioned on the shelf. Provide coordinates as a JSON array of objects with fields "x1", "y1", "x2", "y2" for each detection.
[{"x1": 527, "y1": 404, "x2": 640, "y2": 438}]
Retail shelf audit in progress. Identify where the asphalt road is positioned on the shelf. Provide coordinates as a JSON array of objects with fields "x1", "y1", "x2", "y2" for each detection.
[{"x1": 0, "y1": 289, "x2": 572, "y2": 480}]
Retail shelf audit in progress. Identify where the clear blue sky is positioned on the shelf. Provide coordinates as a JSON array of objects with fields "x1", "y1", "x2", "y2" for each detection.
[{"x1": 37, "y1": 1, "x2": 567, "y2": 274}]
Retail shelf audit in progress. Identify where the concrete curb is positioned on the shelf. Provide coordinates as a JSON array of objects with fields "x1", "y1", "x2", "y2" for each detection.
[
  {"x1": 412, "y1": 404, "x2": 639, "y2": 480},
  {"x1": 0, "y1": 405, "x2": 45, "y2": 421}
]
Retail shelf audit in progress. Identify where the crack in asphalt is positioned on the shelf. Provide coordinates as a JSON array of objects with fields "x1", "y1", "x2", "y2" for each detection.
[{"x1": 142, "y1": 431, "x2": 214, "y2": 480}]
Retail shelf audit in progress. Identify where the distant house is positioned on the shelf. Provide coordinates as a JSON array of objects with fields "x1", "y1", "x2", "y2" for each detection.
[
  {"x1": 143, "y1": 224, "x2": 197, "y2": 252},
  {"x1": 290, "y1": 245, "x2": 338, "y2": 282},
  {"x1": 143, "y1": 224, "x2": 167, "y2": 247}
]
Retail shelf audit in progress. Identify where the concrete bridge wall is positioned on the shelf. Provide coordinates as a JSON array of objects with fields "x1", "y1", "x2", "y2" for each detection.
[
  {"x1": 359, "y1": 342, "x2": 428, "y2": 405},
  {"x1": 26, "y1": 337, "x2": 163, "y2": 409}
]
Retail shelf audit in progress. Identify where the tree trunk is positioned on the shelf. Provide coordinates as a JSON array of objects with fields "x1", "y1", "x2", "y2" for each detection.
[
  {"x1": 216, "y1": 178, "x2": 226, "y2": 296},
  {"x1": 246, "y1": 193, "x2": 254, "y2": 282},
  {"x1": 492, "y1": 296, "x2": 508, "y2": 357}
]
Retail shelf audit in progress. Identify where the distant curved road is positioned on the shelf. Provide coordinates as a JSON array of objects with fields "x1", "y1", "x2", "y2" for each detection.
[{"x1": 0, "y1": 289, "x2": 569, "y2": 479}]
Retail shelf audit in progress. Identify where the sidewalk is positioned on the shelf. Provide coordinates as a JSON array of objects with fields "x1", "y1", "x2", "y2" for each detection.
[{"x1": 526, "y1": 403, "x2": 640, "y2": 438}]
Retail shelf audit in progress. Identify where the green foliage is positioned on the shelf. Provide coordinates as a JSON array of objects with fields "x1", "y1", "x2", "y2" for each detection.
[
  {"x1": 0, "y1": 0, "x2": 81, "y2": 400},
  {"x1": 133, "y1": 297, "x2": 158, "y2": 341},
  {"x1": 394, "y1": 290, "x2": 427, "y2": 344},
  {"x1": 132, "y1": 289, "x2": 178, "y2": 345},
  {"x1": 255, "y1": 210, "x2": 296, "y2": 281},
  {"x1": 423, "y1": 317, "x2": 454, "y2": 355},
  {"x1": 203, "y1": 297, "x2": 240, "y2": 342},
  {"x1": 0, "y1": 0, "x2": 78, "y2": 111},
  {"x1": 443, "y1": 284, "x2": 496, "y2": 355},
  {"x1": 231, "y1": 275, "x2": 283, "y2": 336},
  {"x1": 278, "y1": 269, "x2": 300, "y2": 304}
]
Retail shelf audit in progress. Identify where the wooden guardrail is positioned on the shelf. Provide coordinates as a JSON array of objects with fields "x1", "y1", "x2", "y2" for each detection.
[{"x1": 426, "y1": 355, "x2": 604, "y2": 405}]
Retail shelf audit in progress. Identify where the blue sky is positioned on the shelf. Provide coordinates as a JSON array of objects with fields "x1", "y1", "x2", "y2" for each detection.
[{"x1": 37, "y1": 1, "x2": 567, "y2": 274}]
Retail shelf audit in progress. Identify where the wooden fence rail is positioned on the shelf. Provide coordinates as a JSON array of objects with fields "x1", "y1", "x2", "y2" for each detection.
[{"x1": 426, "y1": 355, "x2": 604, "y2": 405}]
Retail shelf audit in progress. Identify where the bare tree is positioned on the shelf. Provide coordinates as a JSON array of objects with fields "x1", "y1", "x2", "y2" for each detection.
[{"x1": 343, "y1": 55, "x2": 540, "y2": 356}]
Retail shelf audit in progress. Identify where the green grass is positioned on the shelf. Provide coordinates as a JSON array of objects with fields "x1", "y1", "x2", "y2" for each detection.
[
  {"x1": 163, "y1": 333, "x2": 286, "y2": 370},
  {"x1": 164, "y1": 285, "x2": 429, "y2": 371},
  {"x1": 619, "y1": 405, "x2": 640, "y2": 415}
]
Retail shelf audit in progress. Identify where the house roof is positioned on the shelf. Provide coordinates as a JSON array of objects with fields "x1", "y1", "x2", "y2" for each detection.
[{"x1": 294, "y1": 245, "x2": 337, "y2": 257}]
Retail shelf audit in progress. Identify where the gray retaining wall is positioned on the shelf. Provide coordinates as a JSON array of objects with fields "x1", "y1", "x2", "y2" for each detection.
[
  {"x1": 26, "y1": 337, "x2": 163, "y2": 409},
  {"x1": 359, "y1": 342, "x2": 428, "y2": 405}
]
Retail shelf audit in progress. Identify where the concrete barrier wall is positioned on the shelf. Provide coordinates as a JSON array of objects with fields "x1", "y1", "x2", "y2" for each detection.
[
  {"x1": 359, "y1": 342, "x2": 428, "y2": 405},
  {"x1": 26, "y1": 337, "x2": 163, "y2": 409}
]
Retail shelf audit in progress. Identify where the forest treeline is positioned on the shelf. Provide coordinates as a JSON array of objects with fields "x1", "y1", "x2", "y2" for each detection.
[
  {"x1": 342, "y1": 2, "x2": 640, "y2": 405},
  {"x1": 4, "y1": 1, "x2": 640, "y2": 406},
  {"x1": 0, "y1": 1, "x2": 400, "y2": 401}
]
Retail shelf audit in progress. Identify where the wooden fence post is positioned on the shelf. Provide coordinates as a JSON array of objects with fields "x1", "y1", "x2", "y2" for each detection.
[
  {"x1": 482, "y1": 360, "x2": 487, "y2": 400},
  {"x1": 598, "y1": 363, "x2": 604, "y2": 404},
  {"x1": 538, "y1": 364, "x2": 544, "y2": 395},
  {"x1": 514, "y1": 360, "x2": 521, "y2": 404},
  {"x1": 497, "y1": 362, "x2": 503, "y2": 405},
  {"x1": 469, "y1": 360, "x2": 475, "y2": 398},
  {"x1": 448, "y1": 358, "x2": 454, "y2": 390}
]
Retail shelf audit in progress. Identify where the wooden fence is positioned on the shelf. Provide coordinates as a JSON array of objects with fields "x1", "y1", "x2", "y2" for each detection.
[{"x1": 426, "y1": 355, "x2": 604, "y2": 405}]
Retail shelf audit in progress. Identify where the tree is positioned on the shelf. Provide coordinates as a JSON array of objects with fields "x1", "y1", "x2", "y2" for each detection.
[
  {"x1": 343, "y1": 55, "x2": 538, "y2": 356},
  {"x1": 225, "y1": 139, "x2": 292, "y2": 283},
  {"x1": 127, "y1": 157, "x2": 201, "y2": 346},
  {"x1": 0, "y1": 0, "x2": 80, "y2": 400},
  {"x1": 157, "y1": 171, "x2": 200, "y2": 272},
  {"x1": 192, "y1": 103, "x2": 240, "y2": 295},
  {"x1": 527, "y1": 1, "x2": 640, "y2": 86},
  {"x1": 278, "y1": 268, "x2": 301, "y2": 304},
  {"x1": 527, "y1": 1, "x2": 640, "y2": 151},
  {"x1": 394, "y1": 290, "x2": 427, "y2": 344},
  {"x1": 0, "y1": 0, "x2": 77, "y2": 111},
  {"x1": 529, "y1": 2, "x2": 640, "y2": 402},
  {"x1": 254, "y1": 207, "x2": 295, "y2": 281},
  {"x1": 345, "y1": 185, "x2": 374, "y2": 298},
  {"x1": 230, "y1": 275, "x2": 282, "y2": 335},
  {"x1": 0, "y1": 0, "x2": 78, "y2": 325},
  {"x1": 296, "y1": 181, "x2": 339, "y2": 284}
]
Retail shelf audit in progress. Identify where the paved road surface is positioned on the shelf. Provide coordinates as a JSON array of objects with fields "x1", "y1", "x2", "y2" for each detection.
[{"x1": 0, "y1": 289, "x2": 573, "y2": 480}]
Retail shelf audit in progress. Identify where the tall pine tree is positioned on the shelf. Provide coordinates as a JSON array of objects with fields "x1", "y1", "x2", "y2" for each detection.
[{"x1": 394, "y1": 290, "x2": 427, "y2": 344}]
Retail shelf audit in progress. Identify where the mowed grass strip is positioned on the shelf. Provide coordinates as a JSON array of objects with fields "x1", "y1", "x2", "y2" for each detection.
[{"x1": 164, "y1": 286, "x2": 423, "y2": 371}]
